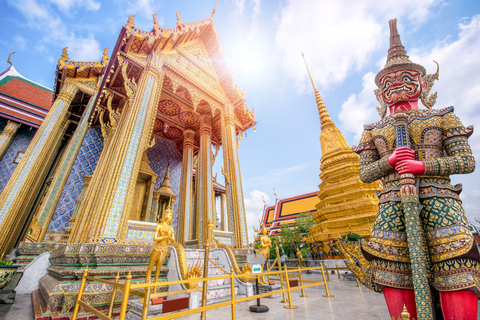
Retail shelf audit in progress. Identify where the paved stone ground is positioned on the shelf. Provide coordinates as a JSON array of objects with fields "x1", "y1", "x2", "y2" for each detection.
[{"x1": 1, "y1": 273, "x2": 479, "y2": 319}]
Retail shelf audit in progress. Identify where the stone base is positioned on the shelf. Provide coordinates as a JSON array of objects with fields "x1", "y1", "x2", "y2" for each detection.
[
  {"x1": 0, "y1": 270, "x2": 23, "y2": 304},
  {"x1": 16, "y1": 242, "x2": 62, "y2": 268},
  {"x1": 341, "y1": 273, "x2": 356, "y2": 281},
  {"x1": 33, "y1": 242, "x2": 166, "y2": 320},
  {"x1": 258, "y1": 284, "x2": 281, "y2": 298},
  {"x1": 126, "y1": 293, "x2": 200, "y2": 320}
]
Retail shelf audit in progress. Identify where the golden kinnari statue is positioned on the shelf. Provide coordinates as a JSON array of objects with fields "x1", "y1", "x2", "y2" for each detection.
[
  {"x1": 146, "y1": 205, "x2": 202, "y2": 291},
  {"x1": 146, "y1": 206, "x2": 175, "y2": 286},
  {"x1": 254, "y1": 223, "x2": 271, "y2": 284}
]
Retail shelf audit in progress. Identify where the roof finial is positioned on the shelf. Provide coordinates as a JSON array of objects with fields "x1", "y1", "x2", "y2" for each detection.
[
  {"x1": 210, "y1": 2, "x2": 217, "y2": 21},
  {"x1": 126, "y1": 15, "x2": 135, "y2": 29},
  {"x1": 7, "y1": 52, "x2": 15, "y2": 67},
  {"x1": 176, "y1": 11, "x2": 183, "y2": 25},
  {"x1": 301, "y1": 52, "x2": 333, "y2": 128},
  {"x1": 153, "y1": 13, "x2": 161, "y2": 32}
]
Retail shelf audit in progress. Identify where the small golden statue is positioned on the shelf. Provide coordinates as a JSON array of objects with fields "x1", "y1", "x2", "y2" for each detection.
[
  {"x1": 146, "y1": 206, "x2": 175, "y2": 286},
  {"x1": 255, "y1": 223, "x2": 271, "y2": 284}
]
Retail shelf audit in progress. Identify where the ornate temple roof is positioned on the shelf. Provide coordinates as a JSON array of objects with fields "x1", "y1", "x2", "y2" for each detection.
[
  {"x1": 52, "y1": 10, "x2": 255, "y2": 155},
  {"x1": 261, "y1": 191, "x2": 317, "y2": 236},
  {"x1": 0, "y1": 65, "x2": 53, "y2": 127}
]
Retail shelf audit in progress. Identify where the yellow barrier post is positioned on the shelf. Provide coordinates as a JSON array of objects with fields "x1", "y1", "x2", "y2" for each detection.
[
  {"x1": 119, "y1": 270, "x2": 132, "y2": 320},
  {"x1": 72, "y1": 266, "x2": 88, "y2": 320},
  {"x1": 200, "y1": 236, "x2": 211, "y2": 320},
  {"x1": 283, "y1": 267, "x2": 298, "y2": 309},
  {"x1": 335, "y1": 264, "x2": 341, "y2": 279},
  {"x1": 107, "y1": 272, "x2": 120, "y2": 318},
  {"x1": 320, "y1": 263, "x2": 334, "y2": 298},
  {"x1": 356, "y1": 277, "x2": 361, "y2": 287},
  {"x1": 141, "y1": 282, "x2": 151, "y2": 320},
  {"x1": 276, "y1": 246, "x2": 287, "y2": 303},
  {"x1": 230, "y1": 268, "x2": 236, "y2": 319},
  {"x1": 296, "y1": 251, "x2": 307, "y2": 297},
  {"x1": 323, "y1": 261, "x2": 330, "y2": 281}
]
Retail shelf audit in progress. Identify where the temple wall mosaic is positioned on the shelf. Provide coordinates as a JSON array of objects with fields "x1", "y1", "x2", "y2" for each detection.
[
  {"x1": 0, "y1": 123, "x2": 36, "y2": 193},
  {"x1": 148, "y1": 135, "x2": 182, "y2": 233},
  {"x1": 48, "y1": 127, "x2": 104, "y2": 231}
]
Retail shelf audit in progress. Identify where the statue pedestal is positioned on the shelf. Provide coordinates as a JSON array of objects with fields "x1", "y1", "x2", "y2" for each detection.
[
  {"x1": 258, "y1": 283, "x2": 281, "y2": 299},
  {"x1": 0, "y1": 269, "x2": 23, "y2": 304}
]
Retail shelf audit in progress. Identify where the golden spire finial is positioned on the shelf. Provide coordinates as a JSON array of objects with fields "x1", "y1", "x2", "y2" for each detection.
[
  {"x1": 6, "y1": 52, "x2": 15, "y2": 67},
  {"x1": 301, "y1": 52, "x2": 333, "y2": 128},
  {"x1": 126, "y1": 15, "x2": 135, "y2": 29},
  {"x1": 176, "y1": 11, "x2": 183, "y2": 24},
  {"x1": 210, "y1": 2, "x2": 217, "y2": 21}
]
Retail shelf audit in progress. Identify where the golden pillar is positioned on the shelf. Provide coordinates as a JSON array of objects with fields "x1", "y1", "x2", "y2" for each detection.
[
  {"x1": 0, "y1": 120, "x2": 21, "y2": 161},
  {"x1": 68, "y1": 95, "x2": 120, "y2": 243},
  {"x1": 195, "y1": 114, "x2": 215, "y2": 246},
  {"x1": 221, "y1": 106, "x2": 248, "y2": 246},
  {"x1": 0, "y1": 82, "x2": 78, "y2": 258},
  {"x1": 33, "y1": 92, "x2": 98, "y2": 242},
  {"x1": 70, "y1": 53, "x2": 164, "y2": 243},
  {"x1": 177, "y1": 129, "x2": 195, "y2": 245}
]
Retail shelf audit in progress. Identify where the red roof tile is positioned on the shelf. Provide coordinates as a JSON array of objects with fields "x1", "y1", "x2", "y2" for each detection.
[{"x1": 0, "y1": 76, "x2": 52, "y2": 110}]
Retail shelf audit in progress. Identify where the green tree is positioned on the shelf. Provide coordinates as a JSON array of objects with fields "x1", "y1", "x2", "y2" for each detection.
[{"x1": 279, "y1": 212, "x2": 315, "y2": 258}]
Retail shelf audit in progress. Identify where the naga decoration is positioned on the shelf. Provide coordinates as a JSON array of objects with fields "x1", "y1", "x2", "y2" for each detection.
[
  {"x1": 213, "y1": 238, "x2": 252, "y2": 283},
  {"x1": 118, "y1": 56, "x2": 137, "y2": 106},
  {"x1": 58, "y1": 47, "x2": 69, "y2": 66},
  {"x1": 153, "y1": 13, "x2": 162, "y2": 34},
  {"x1": 347, "y1": 19, "x2": 479, "y2": 320},
  {"x1": 105, "y1": 90, "x2": 121, "y2": 129}
]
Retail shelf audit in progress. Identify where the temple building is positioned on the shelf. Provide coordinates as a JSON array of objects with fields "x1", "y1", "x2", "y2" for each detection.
[
  {"x1": 261, "y1": 191, "x2": 317, "y2": 236},
  {"x1": 0, "y1": 62, "x2": 53, "y2": 193},
  {"x1": 0, "y1": 10, "x2": 255, "y2": 262},
  {"x1": 302, "y1": 57, "x2": 382, "y2": 242}
]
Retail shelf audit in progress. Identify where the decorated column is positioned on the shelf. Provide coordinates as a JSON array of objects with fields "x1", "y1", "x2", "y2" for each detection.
[
  {"x1": 0, "y1": 120, "x2": 21, "y2": 161},
  {"x1": 221, "y1": 105, "x2": 248, "y2": 246},
  {"x1": 73, "y1": 53, "x2": 164, "y2": 243},
  {"x1": 31, "y1": 85, "x2": 97, "y2": 242},
  {"x1": 195, "y1": 114, "x2": 215, "y2": 246},
  {"x1": 177, "y1": 129, "x2": 195, "y2": 245},
  {"x1": 0, "y1": 81, "x2": 78, "y2": 258}
]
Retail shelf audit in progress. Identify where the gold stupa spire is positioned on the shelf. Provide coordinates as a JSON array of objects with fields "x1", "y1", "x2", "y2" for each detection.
[
  {"x1": 301, "y1": 52, "x2": 333, "y2": 129},
  {"x1": 301, "y1": 54, "x2": 381, "y2": 243}
]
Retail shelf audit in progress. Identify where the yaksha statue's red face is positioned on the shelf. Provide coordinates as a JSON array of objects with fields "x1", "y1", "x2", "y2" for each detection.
[{"x1": 378, "y1": 69, "x2": 422, "y2": 107}]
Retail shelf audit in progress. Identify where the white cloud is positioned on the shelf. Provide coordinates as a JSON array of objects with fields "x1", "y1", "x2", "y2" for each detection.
[
  {"x1": 274, "y1": 0, "x2": 437, "y2": 92},
  {"x1": 232, "y1": 0, "x2": 246, "y2": 16},
  {"x1": 9, "y1": 0, "x2": 104, "y2": 63},
  {"x1": 48, "y1": 0, "x2": 101, "y2": 12},
  {"x1": 125, "y1": 0, "x2": 161, "y2": 22},
  {"x1": 13, "y1": 36, "x2": 26, "y2": 50},
  {"x1": 252, "y1": 0, "x2": 261, "y2": 18},
  {"x1": 65, "y1": 34, "x2": 102, "y2": 62},
  {"x1": 244, "y1": 190, "x2": 270, "y2": 243}
]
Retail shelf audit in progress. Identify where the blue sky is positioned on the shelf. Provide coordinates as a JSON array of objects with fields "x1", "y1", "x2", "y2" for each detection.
[{"x1": 2, "y1": 0, "x2": 480, "y2": 241}]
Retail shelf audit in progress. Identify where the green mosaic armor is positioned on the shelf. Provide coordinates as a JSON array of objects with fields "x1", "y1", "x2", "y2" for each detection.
[{"x1": 354, "y1": 107, "x2": 480, "y2": 294}]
